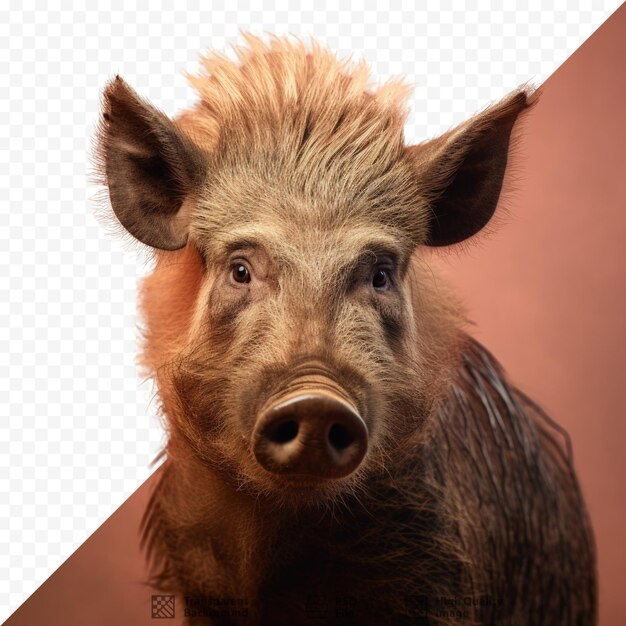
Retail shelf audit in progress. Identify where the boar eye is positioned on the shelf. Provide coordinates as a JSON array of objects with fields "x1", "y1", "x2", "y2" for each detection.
[
  {"x1": 372, "y1": 268, "x2": 391, "y2": 291},
  {"x1": 231, "y1": 263, "x2": 251, "y2": 284}
]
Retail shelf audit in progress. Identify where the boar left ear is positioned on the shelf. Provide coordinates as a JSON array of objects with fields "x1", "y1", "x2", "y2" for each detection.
[
  {"x1": 408, "y1": 88, "x2": 536, "y2": 247},
  {"x1": 94, "y1": 76, "x2": 206, "y2": 250}
]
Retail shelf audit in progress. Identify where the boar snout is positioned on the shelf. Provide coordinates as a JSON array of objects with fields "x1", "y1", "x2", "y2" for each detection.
[{"x1": 252, "y1": 391, "x2": 368, "y2": 479}]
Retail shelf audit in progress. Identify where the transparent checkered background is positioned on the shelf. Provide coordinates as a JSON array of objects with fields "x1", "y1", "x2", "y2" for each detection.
[{"x1": 0, "y1": 0, "x2": 620, "y2": 618}]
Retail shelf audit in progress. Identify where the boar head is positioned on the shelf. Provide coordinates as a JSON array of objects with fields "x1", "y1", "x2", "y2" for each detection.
[{"x1": 94, "y1": 35, "x2": 533, "y2": 507}]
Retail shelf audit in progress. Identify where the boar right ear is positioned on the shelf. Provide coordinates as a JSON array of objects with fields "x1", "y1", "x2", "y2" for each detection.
[
  {"x1": 94, "y1": 76, "x2": 206, "y2": 250},
  {"x1": 408, "y1": 88, "x2": 536, "y2": 247}
]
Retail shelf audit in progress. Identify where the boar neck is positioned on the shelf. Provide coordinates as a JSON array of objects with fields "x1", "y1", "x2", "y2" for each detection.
[
  {"x1": 147, "y1": 428, "x2": 437, "y2": 620},
  {"x1": 150, "y1": 436, "x2": 342, "y2": 595}
]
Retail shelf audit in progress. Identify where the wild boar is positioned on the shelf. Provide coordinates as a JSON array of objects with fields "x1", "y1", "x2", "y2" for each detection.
[{"x1": 93, "y1": 34, "x2": 596, "y2": 625}]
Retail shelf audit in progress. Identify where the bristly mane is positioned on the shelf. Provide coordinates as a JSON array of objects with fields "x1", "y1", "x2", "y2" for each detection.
[
  {"x1": 429, "y1": 336, "x2": 596, "y2": 624},
  {"x1": 183, "y1": 32, "x2": 413, "y2": 151},
  {"x1": 175, "y1": 34, "x2": 428, "y2": 239}
]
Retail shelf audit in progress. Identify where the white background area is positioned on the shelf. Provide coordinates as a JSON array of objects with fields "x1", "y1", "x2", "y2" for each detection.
[{"x1": 0, "y1": 0, "x2": 621, "y2": 618}]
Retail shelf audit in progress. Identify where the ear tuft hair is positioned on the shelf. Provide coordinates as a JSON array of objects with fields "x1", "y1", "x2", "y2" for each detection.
[
  {"x1": 91, "y1": 76, "x2": 207, "y2": 251},
  {"x1": 409, "y1": 86, "x2": 538, "y2": 247}
]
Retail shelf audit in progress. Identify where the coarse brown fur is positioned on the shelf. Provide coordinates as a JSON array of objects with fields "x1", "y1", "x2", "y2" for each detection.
[{"x1": 93, "y1": 34, "x2": 596, "y2": 625}]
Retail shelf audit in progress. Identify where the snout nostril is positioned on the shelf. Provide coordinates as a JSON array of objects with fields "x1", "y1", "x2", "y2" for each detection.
[
  {"x1": 328, "y1": 423, "x2": 353, "y2": 451},
  {"x1": 267, "y1": 419, "x2": 299, "y2": 444},
  {"x1": 253, "y1": 391, "x2": 368, "y2": 479}
]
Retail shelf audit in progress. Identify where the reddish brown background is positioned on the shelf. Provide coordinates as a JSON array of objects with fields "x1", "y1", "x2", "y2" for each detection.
[
  {"x1": 442, "y1": 7, "x2": 626, "y2": 625},
  {"x1": 4, "y1": 6, "x2": 625, "y2": 625}
]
